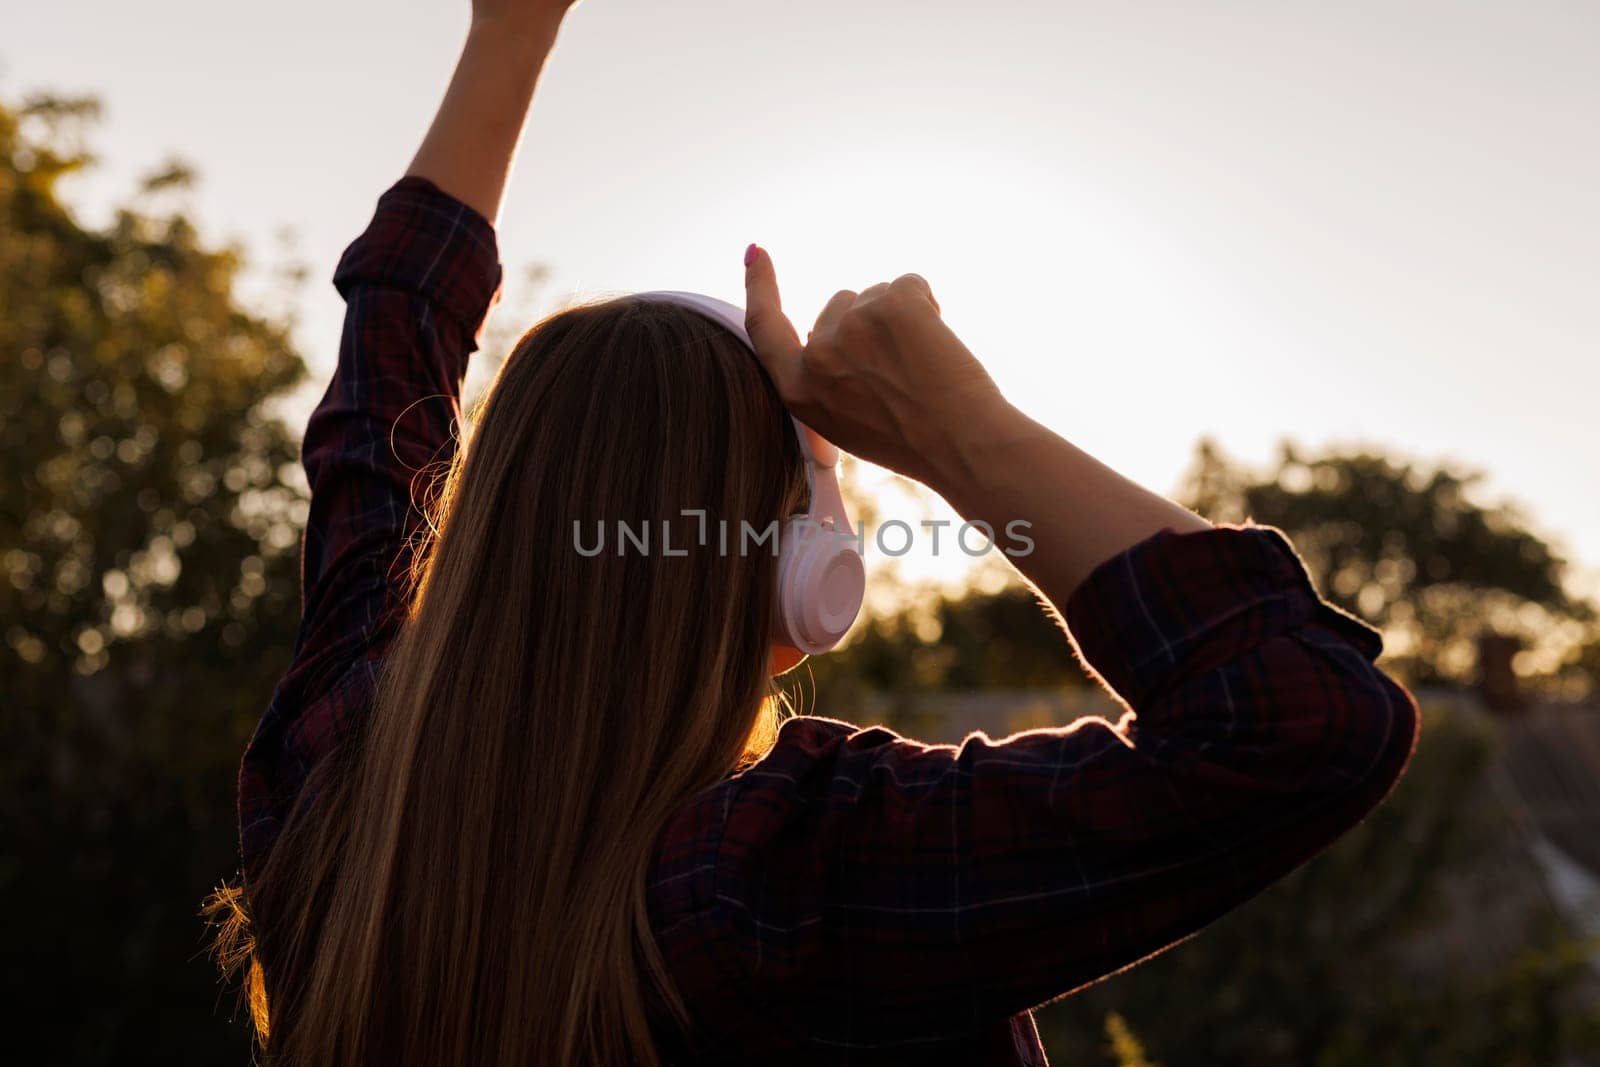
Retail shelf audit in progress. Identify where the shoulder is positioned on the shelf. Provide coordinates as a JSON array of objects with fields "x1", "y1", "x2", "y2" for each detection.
[
  {"x1": 649, "y1": 713, "x2": 959, "y2": 901},
  {"x1": 641, "y1": 716, "x2": 854, "y2": 1043},
  {"x1": 647, "y1": 715, "x2": 870, "y2": 921},
  {"x1": 642, "y1": 714, "x2": 947, "y2": 1049},
  {"x1": 654, "y1": 715, "x2": 941, "y2": 868}
]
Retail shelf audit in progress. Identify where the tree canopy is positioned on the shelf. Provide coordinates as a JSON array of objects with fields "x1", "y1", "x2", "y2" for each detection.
[
  {"x1": 802, "y1": 438, "x2": 1599, "y2": 706},
  {"x1": 1, "y1": 93, "x2": 304, "y2": 1064},
  {"x1": 1177, "y1": 438, "x2": 1596, "y2": 692}
]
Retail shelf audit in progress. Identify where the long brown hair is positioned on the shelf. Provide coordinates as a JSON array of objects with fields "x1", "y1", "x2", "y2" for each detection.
[{"x1": 209, "y1": 297, "x2": 809, "y2": 1064}]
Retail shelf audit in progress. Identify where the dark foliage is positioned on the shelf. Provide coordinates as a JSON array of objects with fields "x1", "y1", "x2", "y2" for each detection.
[
  {"x1": 1, "y1": 94, "x2": 303, "y2": 1064},
  {"x1": 1177, "y1": 438, "x2": 1595, "y2": 691}
]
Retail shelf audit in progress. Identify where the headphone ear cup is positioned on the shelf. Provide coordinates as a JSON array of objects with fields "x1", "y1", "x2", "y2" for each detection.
[{"x1": 774, "y1": 517, "x2": 865, "y2": 655}]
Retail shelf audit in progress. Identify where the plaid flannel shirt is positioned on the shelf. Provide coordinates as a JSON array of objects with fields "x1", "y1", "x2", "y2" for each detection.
[{"x1": 238, "y1": 177, "x2": 1420, "y2": 1065}]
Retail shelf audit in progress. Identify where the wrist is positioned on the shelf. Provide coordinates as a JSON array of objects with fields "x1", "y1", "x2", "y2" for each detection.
[
  {"x1": 921, "y1": 395, "x2": 1036, "y2": 501},
  {"x1": 467, "y1": 9, "x2": 565, "y2": 50}
]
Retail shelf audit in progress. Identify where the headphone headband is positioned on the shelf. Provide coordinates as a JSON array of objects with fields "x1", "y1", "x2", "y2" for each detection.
[
  {"x1": 631, "y1": 291, "x2": 839, "y2": 469},
  {"x1": 629, "y1": 289, "x2": 865, "y2": 654}
]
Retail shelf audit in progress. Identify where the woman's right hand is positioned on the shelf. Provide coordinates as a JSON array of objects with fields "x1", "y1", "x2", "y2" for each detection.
[
  {"x1": 742, "y1": 245, "x2": 1013, "y2": 488},
  {"x1": 470, "y1": 0, "x2": 581, "y2": 29}
]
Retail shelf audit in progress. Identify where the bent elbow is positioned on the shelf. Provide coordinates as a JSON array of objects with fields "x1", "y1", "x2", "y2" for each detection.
[{"x1": 1352, "y1": 665, "x2": 1421, "y2": 806}]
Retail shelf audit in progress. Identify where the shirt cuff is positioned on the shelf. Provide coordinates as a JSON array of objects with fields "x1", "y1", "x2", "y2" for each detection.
[
  {"x1": 332, "y1": 176, "x2": 504, "y2": 339},
  {"x1": 1063, "y1": 523, "x2": 1384, "y2": 709}
]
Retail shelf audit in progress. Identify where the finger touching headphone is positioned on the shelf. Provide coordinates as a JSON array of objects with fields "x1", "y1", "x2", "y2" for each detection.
[{"x1": 632, "y1": 290, "x2": 867, "y2": 655}]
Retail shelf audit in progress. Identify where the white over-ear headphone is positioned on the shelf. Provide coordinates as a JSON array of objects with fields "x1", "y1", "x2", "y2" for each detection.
[{"x1": 632, "y1": 290, "x2": 866, "y2": 655}]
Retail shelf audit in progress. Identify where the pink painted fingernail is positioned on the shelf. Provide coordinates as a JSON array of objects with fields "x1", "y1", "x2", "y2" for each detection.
[{"x1": 744, "y1": 243, "x2": 759, "y2": 268}]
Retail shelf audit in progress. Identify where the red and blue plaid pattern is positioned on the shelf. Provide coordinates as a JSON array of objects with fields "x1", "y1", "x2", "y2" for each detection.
[
  {"x1": 238, "y1": 177, "x2": 501, "y2": 876},
  {"x1": 239, "y1": 178, "x2": 1419, "y2": 1065}
]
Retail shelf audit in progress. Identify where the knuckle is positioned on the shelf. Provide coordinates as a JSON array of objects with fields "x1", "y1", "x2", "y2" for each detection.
[
  {"x1": 890, "y1": 274, "x2": 937, "y2": 315},
  {"x1": 857, "y1": 295, "x2": 890, "y2": 323},
  {"x1": 838, "y1": 307, "x2": 876, "y2": 341},
  {"x1": 888, "y1": 275, "x2": 928, "y2": 307}
]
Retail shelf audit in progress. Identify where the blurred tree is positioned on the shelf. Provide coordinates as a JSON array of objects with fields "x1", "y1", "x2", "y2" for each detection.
[
  {"x1": 788, "y1": 462, "x2": 1085, "y2": 714},
  {"x1": 1177, "y1": 438, "x2": 1596, "y2": 691},
  {"x1": 1103, "y1": 1013, "x2": 1158, "y2": 1067},
  {"x1": 798, "y1": 584, "x2": 1082, "y2": 712},
  {"x1": 0, "y1": 94, "x2": 303, "y2": 1063}
]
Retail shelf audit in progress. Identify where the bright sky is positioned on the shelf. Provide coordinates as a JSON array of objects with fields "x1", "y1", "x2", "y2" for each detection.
[{"x1": 7, "y1": 0, "x2": 1599, "y2": 590}]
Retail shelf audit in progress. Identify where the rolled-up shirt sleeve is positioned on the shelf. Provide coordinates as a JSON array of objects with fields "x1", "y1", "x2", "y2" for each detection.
[{"x1": 238, "y1": 177, "x2": 502, "y2": 882}]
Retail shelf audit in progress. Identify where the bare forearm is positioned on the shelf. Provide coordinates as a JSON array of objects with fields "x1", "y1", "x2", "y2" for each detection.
[
  {"x1": 932, "y1": 401, "x2": 1212, "y2": 610},
  {"x1": 406, "y1": 12, "x2": 566, "y2": 224}
]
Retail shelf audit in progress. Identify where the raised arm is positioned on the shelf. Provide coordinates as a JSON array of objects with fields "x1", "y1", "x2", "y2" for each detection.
[
  {"x1": 657, "y1": 524, "x2": 1419, "y2": 1052},
  {"x1": 664, "y1": 255, "x2": 1423, "y2": 1051},
  {"x1": 408, "y1": 0, "x2": 578, "y2": 223},
  {"x1": 238, "y1": 2, "x2": 575, "y2": 880}
]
